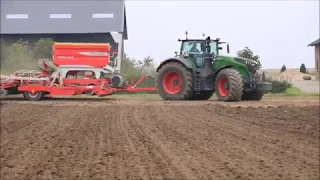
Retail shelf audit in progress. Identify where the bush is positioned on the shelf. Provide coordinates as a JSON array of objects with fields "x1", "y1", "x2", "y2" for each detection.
[
  {"x1": 300, "y1": 63, "x2": 307, "y2": 74},
  {"x1": 1, "y1": 39, "x2": 11, "y2": 61},
  {"x1": 32, "y1": 38, "x2": 55, "y2": 59},
  {"x1": 1, "y1": 39, "x2": 37, "y2": 74},
  {"x1": 280, "y1": 64, "x2": 286, "y2": 73},
  {"x1": 265, "y1": 77, "x2": 292, "y2": 93}
]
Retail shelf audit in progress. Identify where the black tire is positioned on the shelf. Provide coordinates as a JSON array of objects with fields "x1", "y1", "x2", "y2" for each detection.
[
  {"x1": 156, "y1": 62, "x2": 193, "y2": 100},
  {"x1": 23, "y1": 91, "x2": 45, "y2": 101},
  {"x1": 0, "y1": 88, "x2": 9, "y2": 98},
  {"x1": 8, "y1": 86, "x2": 20, "y2": 94},
  {"x1": 241, "y1": 91, "x2": 264, "y2": 101},
  {"x1": 215, "y1": 68, "x2": 243, "y2": 102},
  {"x1": 189, "y1": 91, "x2": 214, "y2": 100}
]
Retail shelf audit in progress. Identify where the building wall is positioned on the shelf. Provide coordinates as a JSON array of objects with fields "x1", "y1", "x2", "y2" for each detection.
[
  {"x1": 0, "y1": 33, "x2": 119, "y2": 50},
  {"x1": 315, "y1": 45, "x2": 320, "y2": 72}
]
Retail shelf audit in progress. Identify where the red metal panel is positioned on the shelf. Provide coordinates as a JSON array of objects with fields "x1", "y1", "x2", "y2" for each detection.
[{"x1": 53, "y1": 43, "x2": 111, "y2": 68}]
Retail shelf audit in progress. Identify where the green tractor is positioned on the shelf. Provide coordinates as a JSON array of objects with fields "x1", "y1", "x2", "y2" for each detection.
[{"x1": 155, "y1": 34, "x2": 272, "y2": 101}]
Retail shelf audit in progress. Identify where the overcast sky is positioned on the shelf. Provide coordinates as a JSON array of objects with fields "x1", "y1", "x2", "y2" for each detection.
[{"x1": 124, "y1": 0, "x2": 319, "y2": 69}]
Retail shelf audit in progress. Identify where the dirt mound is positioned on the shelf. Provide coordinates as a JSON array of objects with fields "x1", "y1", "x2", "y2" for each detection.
[{"x1": 1, "y1": 100, "x2": 319, "y2": 180}]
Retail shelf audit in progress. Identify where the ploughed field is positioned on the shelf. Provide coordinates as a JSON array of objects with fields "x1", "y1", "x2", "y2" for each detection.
[{"x1": 0, "y1": 96, "x2": 319, "y2": 180}]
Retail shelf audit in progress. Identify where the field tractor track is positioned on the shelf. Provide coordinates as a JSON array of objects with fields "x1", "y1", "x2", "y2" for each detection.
[{"x1": 0, "y1": 98, "x2": 319, "y2": 180}]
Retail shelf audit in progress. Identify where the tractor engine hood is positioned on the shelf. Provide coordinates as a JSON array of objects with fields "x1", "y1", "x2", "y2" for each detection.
[{"x1": 233, "y1": 57, "x2": 260, "y2": 73}]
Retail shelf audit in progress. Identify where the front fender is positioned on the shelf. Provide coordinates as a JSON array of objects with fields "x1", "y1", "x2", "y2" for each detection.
[{"x1": 156, "y1": 57, "x2": 196, "y2": 72}]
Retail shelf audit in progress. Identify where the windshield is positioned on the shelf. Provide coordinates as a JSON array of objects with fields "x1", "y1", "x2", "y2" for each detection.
[
  {"x1": 181, "y1": 41, "x2": 203, "y2": 53},
  {"x1": 181, "y1": 40, "x2": 218, "y2": 55}
]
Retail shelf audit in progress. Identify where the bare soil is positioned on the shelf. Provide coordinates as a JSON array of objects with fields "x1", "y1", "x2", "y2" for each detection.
[{"x1": 1, "y1": 96, "x2": 319, "y2": 180}]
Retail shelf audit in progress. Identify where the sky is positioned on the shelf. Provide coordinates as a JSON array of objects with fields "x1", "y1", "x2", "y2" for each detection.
[{"x1": 124, "y1": 0, "x2": 319, "y2": 69}]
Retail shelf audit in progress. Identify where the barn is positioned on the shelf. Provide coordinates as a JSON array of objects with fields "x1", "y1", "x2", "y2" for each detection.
[
  {"x1": 307, "y1": 38, "x2": 320, "y2": 73},
  {"x1": 0, "y1": 0, "x2": 128, "y2": 71}
]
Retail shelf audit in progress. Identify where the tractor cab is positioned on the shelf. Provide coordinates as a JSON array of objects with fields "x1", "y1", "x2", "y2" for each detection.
[
  {"x1": 178, "y1": 39, "x2": 216, "y2": 55},
  {"x1": 177, "y1": 37, "x2": 214, "y2": 68},
  {"x1": 176, "y1": 33, "x2": 230, "y2": 68}
]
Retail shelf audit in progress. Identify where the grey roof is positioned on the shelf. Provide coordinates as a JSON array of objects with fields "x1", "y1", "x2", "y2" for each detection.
[
  {"x1": 308, "y1": 38, "x2": 320, "y2": 46},
  {"x1": 0, "y1": 0, "x2": 128, "y2": 39}
]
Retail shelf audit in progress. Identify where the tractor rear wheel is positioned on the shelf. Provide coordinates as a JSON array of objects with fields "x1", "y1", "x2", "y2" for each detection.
[
  {"x1": 189, "y1": 91, "x2": 214, "y2": 100},
  {"x1": 215, "y1": 68, "x2": 243, "y2": 102},
  {"x1": 156, "y1": 62, "x2": 193, "y2": 100},
  {"x1": 23, "y1": 91, "x2": 45, "y2": 101},
  {"x1": 241, "y1": 91, "x2": 264, "y2": 101}
]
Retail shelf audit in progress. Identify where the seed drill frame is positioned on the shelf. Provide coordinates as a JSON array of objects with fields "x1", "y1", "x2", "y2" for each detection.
[{"x1": 0, "y1": 41, "x2": 156, "y2": 101}]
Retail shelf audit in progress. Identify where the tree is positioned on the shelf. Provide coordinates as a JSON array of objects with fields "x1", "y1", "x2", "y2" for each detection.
[
  {"x1": 32, "y1": 38, "x2": 55, "y2": 59},
  {"x1": 120, "y1": 53, "x2": 156, "y2": 87},
  {"x1": 1, "y1": 39, "x2": 36, "y2": 74},
  {"x1": 281, "y1": 64, "x2": 286, "y2": 73},
  {"x1": 237, "y1": 47, "x2": 261, "y2": 68},
  {"x1": 300, "y1": 63, "x2": 307, "y2": 74}
]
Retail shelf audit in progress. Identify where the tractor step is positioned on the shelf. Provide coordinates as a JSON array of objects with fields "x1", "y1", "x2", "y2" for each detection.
[{"x1": 193, "y1": 70, "x2": 201, "y2": 94}]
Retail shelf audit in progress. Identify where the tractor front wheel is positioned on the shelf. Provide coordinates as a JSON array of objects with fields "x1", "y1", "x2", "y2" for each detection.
[
  {"x1": 156, "y1": 62, "x2": 193, "y2": 100},
  {"x1": 215, "y1": 68, "x2": 243, "y2": 102}
]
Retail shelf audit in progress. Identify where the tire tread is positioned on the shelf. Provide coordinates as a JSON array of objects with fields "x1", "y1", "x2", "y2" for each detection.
[{"x1": 156, "y1": 62, "x2": 193, "y2": 100}]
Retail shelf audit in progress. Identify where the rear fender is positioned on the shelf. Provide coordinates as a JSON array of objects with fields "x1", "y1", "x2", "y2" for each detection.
[{"x1": 156, "y1": 57, "x2": 196, "y2": 72}]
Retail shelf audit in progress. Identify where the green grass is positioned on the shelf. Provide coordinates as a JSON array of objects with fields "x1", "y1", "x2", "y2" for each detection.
[
  {"x1": 266, "y1": 87, "x2": 319, "y2": 97},
  {"x1": 284, "y1": 87, "x2": 303, "y2": 95}
]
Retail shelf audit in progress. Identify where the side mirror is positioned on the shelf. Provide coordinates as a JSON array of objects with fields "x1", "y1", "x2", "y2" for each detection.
[
  {"x1": 175, "y1": 51, "x2": 178, "y2": 56},
  {"x1": 227, "y1": 44, "x2": 230, "y2": 54}
]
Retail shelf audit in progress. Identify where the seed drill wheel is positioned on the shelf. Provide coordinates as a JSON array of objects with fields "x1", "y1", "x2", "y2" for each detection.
[
  {"x1": 189, "y1": 91, "x2": 214, "y2": 100},
  {"x1": 0, "y1": 88, "x2": 8, "y2": 98},
  {"x1": 23, "y1": 91, "x2": 45, "y2": 101},
  {"x1": 156, "y1": 62, "x2": 193, "y2": 100},
  {"x1": 215, "y1": 68, "x2": 243, "y2": 102}
]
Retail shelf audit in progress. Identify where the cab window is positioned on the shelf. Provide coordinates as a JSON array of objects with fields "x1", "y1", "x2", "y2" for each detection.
[
  {"x1": 209, "y1": 42, "x2": 218, "y2": 55},
  {"x1": 181, "y1": 41, "x2": 203, "y2": 53}
]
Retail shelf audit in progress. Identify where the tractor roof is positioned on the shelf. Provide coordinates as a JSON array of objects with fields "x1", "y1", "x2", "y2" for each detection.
[{"x1": 179, "y1": 39, "x2": 218, "y2": 42}]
